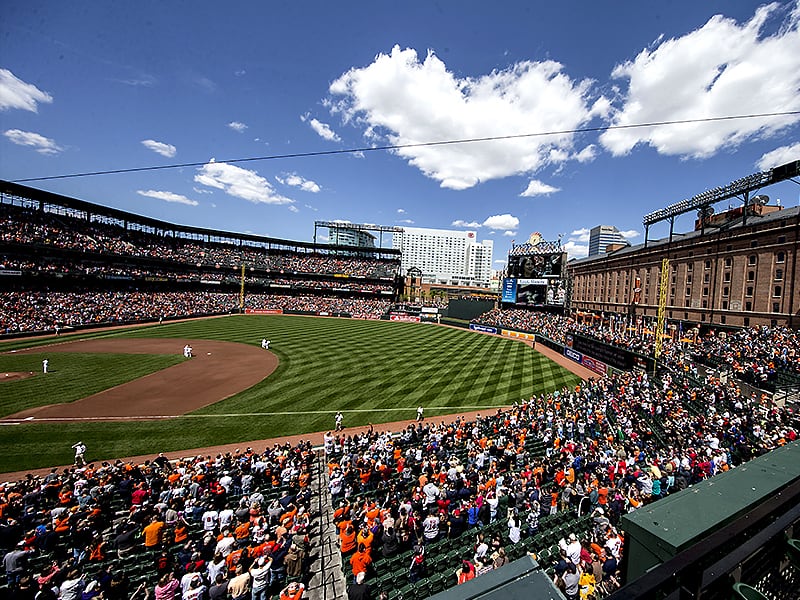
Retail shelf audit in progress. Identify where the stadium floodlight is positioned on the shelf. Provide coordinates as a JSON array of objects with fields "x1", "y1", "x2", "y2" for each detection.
[{"x1": 641, "y1": 162, "x2": 793, "y2": 227}]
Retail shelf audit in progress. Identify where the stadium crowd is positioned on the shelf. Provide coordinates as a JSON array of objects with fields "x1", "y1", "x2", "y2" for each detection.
[
  {"x1": 1, "y1": 257, "x2": 393, "y2": 293},
  {"x1": 0, "y1": 292, "x2": 395, "y2": 334},
  {"x1": 327, "y1": 363, "x2": 797, "y2": 598},
  {"x1": 473, "y1": 308, "x2": 800, "y2": 388},
  {"x1": 1, "y1": 443, "x2": 316, "y2": 600},
  {"x1": 1, "y1": 203, "x2": 399, "y2": 279}
]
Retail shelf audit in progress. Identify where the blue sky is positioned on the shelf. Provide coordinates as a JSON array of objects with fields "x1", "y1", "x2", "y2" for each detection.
[{"x1": 1, "y1": 1, "x2": 799, "y2": 267}]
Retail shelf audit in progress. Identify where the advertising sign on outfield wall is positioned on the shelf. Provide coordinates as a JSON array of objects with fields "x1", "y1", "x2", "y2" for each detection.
[
  {"x1": 390, "y1": 314, "x2": 421, "y2": 322},
  {"x1": 564, "y1": 347, "x2": 583, "y2": 363},
  {"x1": 502, "y1": 329, "x2": 536, "y2": 342},
  {"x1": 469, "y1": 323, "x2": 498, "y2": 334},
  {"x1": 580, "y1": 355, "x2": 608, "y2": 376},
  {"x1": 244, "y1": 309, "x2": 283, "y2": 315}
]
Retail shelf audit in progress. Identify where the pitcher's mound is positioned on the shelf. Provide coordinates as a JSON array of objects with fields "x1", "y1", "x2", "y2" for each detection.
[{"x1": 0, "y1": 372, "x2": 35, "y2": 382}]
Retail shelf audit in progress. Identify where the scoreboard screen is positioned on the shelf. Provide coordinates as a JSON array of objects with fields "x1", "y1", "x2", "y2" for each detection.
[
  {"x1": 503, "y1": 250, "x2": 566, "y2": 306},
  {"x1": 507, "y1": 252, "x2": 565, "y2": 279}
]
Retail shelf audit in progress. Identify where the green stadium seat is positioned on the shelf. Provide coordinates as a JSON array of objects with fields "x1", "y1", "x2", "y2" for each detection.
[
  {"x1": 787, "y1": 538, "x2": 800, "y2": 569},
  {"x1": 732, "y1": 582, "x2": 769, "y2": 600}
]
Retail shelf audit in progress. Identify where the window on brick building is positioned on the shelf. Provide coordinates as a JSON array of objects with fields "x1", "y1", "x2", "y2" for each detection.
[
  {"x1": 703, "y1": 287, "x2": 709, "y2": 296},
  {"x1": 776, "y1": 251, "x2": 785, "y2": 263},
  {"x1": 772, "y1": 302, "x2": 780, "y2": 313},
  {"x1": 746, "y1": 286, "x2": 753, "y2": 297},
  {"x1": 705, "y1": 260, "x2": 711, "y2": 269},
  {"x1": 774, "y1": 286, "x2": 782, "y2": 297},
  {"x1": 724, "y1": 257, "x2": 732, "y2": 267},
  {"x1": 745, "y1": 301, "x2": 752, "y2": 311},
  {"x1": 748, "y1": 255, "x2": 757, "y2": 265},
  {"x1": 747, "y1": 271, "x2": 755, "y2": 282},
  {"x1": 723, "y1": 272, "x2": 731, "y2": 283},
  {"x1": 723, "y1": 287, "x2": 729, "y2": 297},
  {"x1": 775, "y1": 268, "x2": 783, "y2": 281}
]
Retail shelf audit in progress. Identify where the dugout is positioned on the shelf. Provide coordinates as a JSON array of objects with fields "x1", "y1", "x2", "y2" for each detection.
[
  {"x1": 428, "y1": 554, "x2": 562, "y2": 600},
  {"x1": 615, "y1": 440, "x2": 800, "y2": 598}
]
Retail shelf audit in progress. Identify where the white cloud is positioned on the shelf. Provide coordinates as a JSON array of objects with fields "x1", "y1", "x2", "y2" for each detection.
[
  {"x1": 288, "y1": 205, "x2": 299, "y2": 213},
  {"x1": 520, "y1": 179, "x2": 561, "y2": 197},
  {"x1": 276, "y1": 173, "x2": 321, "y2": 193},
  {"x1": 563, "y1": 227, "x2": 593, "y2": 258},
  {"x1": 398, "y1": 218, "x2": 415, "y2": 224},
  {"x1": 452, "y1": 219, "x2": 481, "y2": 228},
  {"x1": 563, "y1": 240, "x2": 589, "y2": 259},
  {"x1": 4, "y1": 129, "x2": 62, "y2": 154},
  {"x1": 601, "y1": 3, "x2": 800, "y2": 158},
  {"x1": 0, "y1": 69, "x2": 53, "y2": 112},
  {"x1": 301, "y1": 114, "x2": 341, "y2": 141},
  {"x1": 569, "y1": 227, "x2": 591, "y2": 243},
  {"x1": 234, "y1": 69, "x2": 246, "y2": 77},
  {"x1": 193, "y1": 187, "x2": 213, "y2": 195},
  {"x1": 141, "y1": 139, "x2": 176, "y2": 158},
  {"x1": 503, "y1": 230, "x2": 516, "y2": 236},
  {"x1": 494, "y1": 259, "x2": 507, "y2": 264},
  {"x1": 137, "y1": 190, "x2": 198, "y2": 206},
  {"x1": 619, "y1": 229, "x2": 640, "y2": 240},
  {"x1": 757, "y1": 142, "x2": 800, "y2": 171},
  {"x1": 328, "y1": 45, "x2": 602, "y2": 189},
  {"x1": 483, "y1": 214, "x2": 519, "y2": 230},
  {"x1": 194, "y1": 160, "x2": 294, "y2": 205},
  {"x1": 114, "y1": 74, "x2": 156, "y2": 87},
  {"x1": 397, "y1": 208, "x2": 406, "y2": 214},
  {"x1": 573, "y1": 144, "x2": 597, "y2": 163},
  {"x1": 228, "y1": 121, "x2": 248, "y2": 132}
]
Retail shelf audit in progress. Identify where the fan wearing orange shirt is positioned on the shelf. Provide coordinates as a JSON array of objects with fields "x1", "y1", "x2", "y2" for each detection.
[
  {"x1": 143, "y1": 515, "x2": 165, "y2": 549},
  {"x1": 340, "y1": 523, "x2": 356, "y2": 555},
  {"x1": 350, "y1": 543, "x2": 372, "y2": 579}
]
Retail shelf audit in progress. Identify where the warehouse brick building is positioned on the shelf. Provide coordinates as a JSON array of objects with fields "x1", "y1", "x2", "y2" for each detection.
[{"x1": 567, "y1": 203, "x2": 800, "y2": 329}]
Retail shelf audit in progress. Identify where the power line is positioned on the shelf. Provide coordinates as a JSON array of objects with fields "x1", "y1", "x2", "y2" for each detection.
[{"x1": 11, "y1": 110, "x2": 800, "y2": 183}]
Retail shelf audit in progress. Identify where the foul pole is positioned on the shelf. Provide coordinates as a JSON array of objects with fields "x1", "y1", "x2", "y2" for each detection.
[
  {"x1": 654, "y1": 258, "x2": 670, "y2": 368},
  {"x1": 239, "y1": 264, "x2": 246, "y2": 312}
]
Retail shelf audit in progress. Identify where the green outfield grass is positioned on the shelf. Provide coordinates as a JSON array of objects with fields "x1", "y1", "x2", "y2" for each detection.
[{"x1": 0, "y1": 316, "x2": 581, "y2": 473}]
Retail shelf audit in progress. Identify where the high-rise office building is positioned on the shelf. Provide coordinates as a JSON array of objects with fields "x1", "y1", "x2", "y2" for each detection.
[
  {"x1": 588, "y1": 225, "x2": 629, "y2": 256},
  {"x1": 328, "y1": 226, "x2": 376, "y2": 248},
  {"x1": 392, "y1": 227, "x2": 494, "y2": 287}
]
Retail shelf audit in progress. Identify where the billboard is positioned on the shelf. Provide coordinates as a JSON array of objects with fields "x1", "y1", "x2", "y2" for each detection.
[{"x1": 501, "y1": 278, "x2": 518, "y2": 303}]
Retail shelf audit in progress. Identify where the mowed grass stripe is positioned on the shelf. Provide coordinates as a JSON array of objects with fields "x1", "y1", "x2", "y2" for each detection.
[
  {"x1": 370, "y1": 330, "x2": 502, "y2": 410},
  {"x1": 420, "y1": 336, "x2": 516, "y2": 408},
  {"x1": 0, "y1": 315, "x2": 583, "y2": 472}
]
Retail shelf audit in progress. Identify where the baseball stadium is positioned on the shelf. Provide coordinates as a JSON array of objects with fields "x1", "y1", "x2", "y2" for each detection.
[{"x1": 1, "y1": 165, "x2": 800, "y2": 600}]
